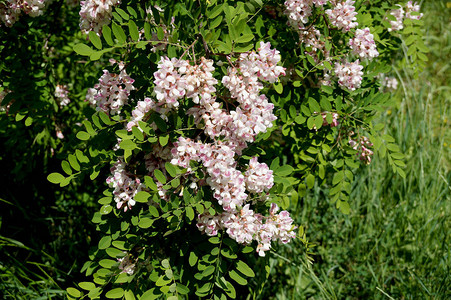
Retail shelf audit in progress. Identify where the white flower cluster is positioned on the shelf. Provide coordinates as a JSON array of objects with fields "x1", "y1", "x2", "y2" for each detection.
[
  {"x1": 349, "y1": 27, "x2": 379, "y2": 59},
  {"x1": 126, "y1": 98, "x2": 155, "y2": 131},
  {"x1": 79, "y1": 0, "x2": 120, "y2": 34},
  {"x1": 387, "y1": 1, "x2": 423, "y2": 32},
  {"x1": 0, "y1": 0, "x2": 48, "y2": 27},
  {"x1": 349, "y1": 135, "x2": 373, "y2": 164},
  {"x1": 380, "y1": 75, "x2": 398, "y2": 91},
  {"x1": 284, "y1": 0, "x2": 371, "y2": 90},
  {"x1": 106, "y1": 158, "x2": 143, "y2": 211},
  {"x1": 325, "y1": 0, "x2": 358, "y2": 32},
  {"x1": 153, "y1": 57, "x2": 189, "y2": 109},
  {"x1": 54, "y1": 84, "x2": 71, "y2": 107},
  {"x1": 86, "y1": 63, "x2": 135, "y2": 115},
  {"x1": 197, "y1": 203, "x2": 296, "y2": 256},
  {"x1": 334, "y1": 59, "x2": 363, "y2": 91},
  {"x1": 166, "y1": 43, "x2": 296, "y2": 254},
  {"x1": 244, "y1": 157, "x2": 274, "y2": 194},
  {"x1": 405, "y1": 1, "x2": 423, "y2": 20},
  {"x1": 387, "y1": 5, "x2": 404, "y2": 32},
  {"x1": 172, "y1": 138, "x2": 248, "y2": 211}
]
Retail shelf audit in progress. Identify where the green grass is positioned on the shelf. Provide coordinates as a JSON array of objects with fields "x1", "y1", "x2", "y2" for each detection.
[{"x1": 263, "y1": 2, "x2": 450, "y2": 299}]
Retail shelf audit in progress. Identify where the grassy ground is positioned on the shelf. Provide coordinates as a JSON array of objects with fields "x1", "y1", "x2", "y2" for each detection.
[{"x1": 268, "y1": 2, "x2": 450, "y2": 299}]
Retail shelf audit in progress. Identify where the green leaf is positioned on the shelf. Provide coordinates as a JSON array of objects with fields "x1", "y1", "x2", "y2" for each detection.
[
  {"x1": 24, "y1": 116, "x2": 33, "y2": 126},
  {"x1": 185, "y1": 206, "x2": 195, "y2": 221},
  {"x1": 274, "y1": 82, "x2": 283, "y2": 94},
  {"x1": 89, "y1": 31, "x2": 102, "y2": 50},
  {"x1": 154, "y1": 169, "x2": 166, "y2": 184},
  {"x1": 164, "y1": 162, "x2": 177, "y2": 177},
  {"x1": 128, "y1": 20, "x2": 139, "y2": 41},
  {"x1": 176, "y1": 283, "x2": 190, "y2": 295},
  {"x1": 61, "y1": 161, "x2": 72, "y2": 175},
  {"x1": 275, "y1": 165, "x2": 294, "y2": 177},
  {"x1": 237, "y1": 33, "x2": 254, "y2": 43},
  {"x1": 236, "y1": 261, "x2": 255, "y2": 278},
  {"x1": 112, "y1": 22, "x2": 126, "y2": 44},
  {"x1": 145, "y1": 176, "x2": 158, "y2": 191},
  {"x1": 306, "y1": 174, "x2": 315, "y2": 189},
  {"x1": 100, "y1": 204, "x2": 113, "y2": 214},
  {"x1": 210, "y1": 15, "x2": 223, "y2": 29},
  {"x1": 98, "y1": 236, "x2": 112, "y2": 250},
  {"x1": 76, "y1": 131, "x2": 90, "y2": 141},
  {"x1": 124, "y1": 290, "x2": 136, "y2": 300},
  {"x1": 321, "y1": 85, "x2": 333, "y2": 94},
  {"x1": 102, "y1": 25, "x2": 114, "y2": 46},
  {"x1": 73, "y1": 44, "x2": 94, "y2": 56},
  {"x1": 202, "y1": 266, "x2": 215, "y2": 277},
  {"x1": 99, "y1": 259, "x2": 116, "y2": 268},
  {"x1": 120, "y1": 139, "x2": 137, "y2": 150},
  {"x1": 134, "y1": 191, "x2": 150, "y2": 203},
  {"x1": 116, "y1": 8, "x2": 129, "y2": 20},
  {"x1": 229, "y1": 270, "x2": 247, "y2": 285},
  {"x1": 67, "y1": 287, "x2": 82, "y2": 298},
  {"x1": 47, "y1": 173, "x2": 65, "y2": 184},
  {"x1": 149, "y1": 206, "x2": 159, "y2": 217},
  {"x1": 221, "y1": 248, "x2": 237, "y2": 259},
  {"x1": 138, "y1": 218, "x2": 154, "y2": 228},
  {"x1": 78, "y1": 282, "x2": 96, "y2": 291},
  {"x1": 207, "y1": 4, "x2": 223, "y2": 19},
  {"x1": 189, "y1": 251, "x2": 198, "y2": 267},
  {"x1": 159, "y1": 134, "x2": 169, "y2": 146},
  {"x1": 105, "y1": 288, "x2": 124, "y2": 299}
]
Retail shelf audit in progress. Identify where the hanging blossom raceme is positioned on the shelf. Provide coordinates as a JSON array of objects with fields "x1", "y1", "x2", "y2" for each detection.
[
  {"x1": 169, "y1": 43, "x2": 297, "y2": 255},
  {"x1": 349, "y1": 27, "x2": 379, "y2": 59},
  {"x1": 379, "y1": 74, "x2": 399, "y2": 91},
  {"x1": 55, "y1": 84, "x2": 71, "y2": 108},
  {"x1": 349, "y1": 135, "x2": 374, "y2": 164},
  {"x1": 387, "y1": 4, "x2": 404, "y2": 32},
  {"x1": 325, "y1": 0, "x2": 358, "y2": 32},
  {"x1": 334, "y1": 59, "x2": 363, "y2": 91},
  {"x1": 106, "y1": 158, "x2": 143, "y2": 212},
  {"x1": 197, "y1": 203, "x2": 297, "y2": 257},
  {"x1": 405, "y1": 1, "x2": 423, "y2": 20},
  {"x1": 244, "y1": 157, "x2": 274, "y2": 194},
  {"x1": 86, "y1": 61, "x2": 135, "y2": 115},
  {"x1": 79, "y1": 0, "x2": 120, "y2": 34},
  {"x1": 0, "y1": 0, "x2": 48, "y2": 27}
]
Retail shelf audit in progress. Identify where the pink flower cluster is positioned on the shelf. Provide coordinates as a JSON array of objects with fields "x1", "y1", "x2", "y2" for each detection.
[
  {"x1": 153, "y1": 57, "x2": 189, "y2": 109},
  {"x1": 379, "y1": 75, "x2": 398, "y2": 91},
  {"x1": 405, "y1": 1, "x2": 423, "y2": 20},
  {"x1": 79, "y1": 0, "x2": 120, "y2": 34},
  {"x1": 387, "y1": 5, "x2": 404, "y2": 32},
  {"x1": 349, "y1": 28, "x2": 379, "y2": 59},
  {"x1": 349, "y1": 135, "x2": 373, "y2": 164},
  {"x1": 284, "y1": 0, "x2": 328, "y2": 29},
  {"x1": 197, "y1": 203, "x2": 297, "y2": 256},
  {"x1": 86, "y1": 63, "x2": 135, "y2": 115},
  {"x1": 387, "y1": 2, "x2": 422, "y2": 32},
  {"x1": 55, "y1": 84, "x2": 71, "y2": 107},
  {"x1": 126, "y1": 98, "x2": 155, "y2": 131},
  {"x1": 334, "y1": 60, "x2": 363, "y2": 91},
  {"x1": 245, "y1": 157, "x2": 274, "y2": 194},
  {"x1": 325, "y1": 0, "x2": 358, "y2": 32},
  {"x1": 171, "y1": 138, "x2": 248, "y2": 211},
  {"x1": 0, "y1": 0, "x2": 47, "y2": 27},
  {"x1": 106, "y1": 158, "x2": 143, "y2": 211}
]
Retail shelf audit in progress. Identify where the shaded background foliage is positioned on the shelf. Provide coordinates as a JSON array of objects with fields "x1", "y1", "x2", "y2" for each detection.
[{"x1": 0, "y1": 0, "x2": 449, "y2": 299}]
